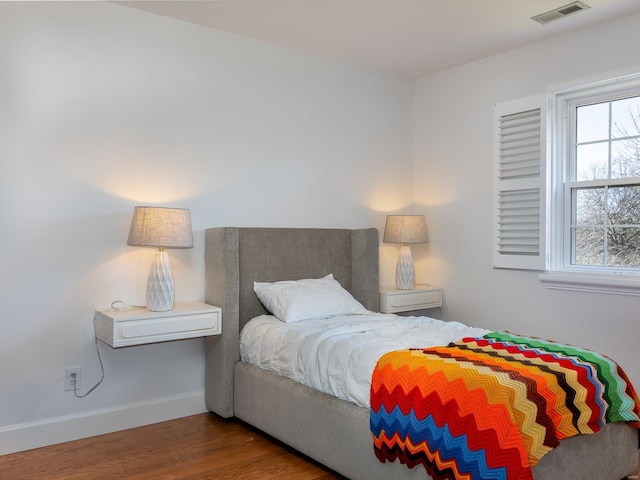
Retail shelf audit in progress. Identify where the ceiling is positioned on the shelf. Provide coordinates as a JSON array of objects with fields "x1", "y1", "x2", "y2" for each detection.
[{"x1": 116, "y1": 0, "x2": 640, "y2": 78}]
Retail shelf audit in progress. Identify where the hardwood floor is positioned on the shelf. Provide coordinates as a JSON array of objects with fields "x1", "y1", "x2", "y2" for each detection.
[
  {"x1": 0, "y1": 413, "x2": 342, "y2": 479},
  {"x1": 1, "y1": 413, "x2": 638, "y2": 479}
]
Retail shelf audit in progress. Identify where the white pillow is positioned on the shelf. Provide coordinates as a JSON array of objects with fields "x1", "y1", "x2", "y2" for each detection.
[{"x1": 253, "y1": 274, "x2": 369, "y2": 323}]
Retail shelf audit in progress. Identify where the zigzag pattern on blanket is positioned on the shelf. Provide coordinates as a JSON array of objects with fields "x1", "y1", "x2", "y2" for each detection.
[{"x1": 370, "y1": 331, "x2": 640, "y2": 480}]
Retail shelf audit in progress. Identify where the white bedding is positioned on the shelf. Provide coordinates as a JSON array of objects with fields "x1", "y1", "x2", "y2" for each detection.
[{"x1": 240, "y1": 313, "x2": 490, "y2": 408}]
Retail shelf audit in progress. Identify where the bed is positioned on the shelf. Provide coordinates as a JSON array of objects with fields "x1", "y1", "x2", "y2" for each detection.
[{"x1": 203, "y1": 227, "x2": 638, "y2": 480}]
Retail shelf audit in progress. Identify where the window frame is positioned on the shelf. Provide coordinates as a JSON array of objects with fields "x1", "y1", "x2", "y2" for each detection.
[{"x1": 540, "y1": 73, "x2": 640, "y2": 295}]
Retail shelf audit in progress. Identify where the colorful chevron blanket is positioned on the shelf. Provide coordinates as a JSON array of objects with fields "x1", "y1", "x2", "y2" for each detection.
[{"x1": 370, "y1": 331, "x2": 640, "y2": 480}]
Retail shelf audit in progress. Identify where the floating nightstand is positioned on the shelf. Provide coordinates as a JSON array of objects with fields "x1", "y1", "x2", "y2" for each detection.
[
  {"x1": 95, "y1": 301, "x2": 221, "y2": 348},
  {"x1": 379, "y1": 284, "x2": 442, "y2": 314}
]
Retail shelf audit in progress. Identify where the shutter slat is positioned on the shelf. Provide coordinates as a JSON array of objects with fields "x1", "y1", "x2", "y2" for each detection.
[
  {"x1": 498, "y1": 107, "x2": 542, "y2": 180},
  {"x1": 496, "y1": 188, "x2": 541, "y2": 256}
]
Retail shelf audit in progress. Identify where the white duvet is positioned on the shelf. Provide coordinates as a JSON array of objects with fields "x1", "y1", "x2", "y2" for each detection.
[{"x1": 240, "y1": 313, "x2": 490, "y2": 408}]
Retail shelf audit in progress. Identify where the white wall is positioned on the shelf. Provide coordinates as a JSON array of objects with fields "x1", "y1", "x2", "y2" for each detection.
[
  {"x1": 414, "y1": 13, "x2": 640, "y2": 389},
  {"x1": 0, "y1": 2, "x2": 414, "y2": 452}
]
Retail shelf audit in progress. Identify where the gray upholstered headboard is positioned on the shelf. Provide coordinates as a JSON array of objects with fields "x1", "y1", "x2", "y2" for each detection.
[{"x1": 203, "y1": 227, "x2": 380, "y2": 417}]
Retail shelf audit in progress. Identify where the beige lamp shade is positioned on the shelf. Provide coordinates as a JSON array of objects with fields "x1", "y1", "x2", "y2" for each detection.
[
  {"x1": 383, "y1": 215, "x2": 428, "y2": 290},
  {"x1": 383, "y1": 215, "x2": 428, "y2": 244},
  {"x1": 127, "y1": 206, "x2": 193, "y2": 248},
  {"x1": 127, "y1": 206, "x2": 193, "y2": 312}
]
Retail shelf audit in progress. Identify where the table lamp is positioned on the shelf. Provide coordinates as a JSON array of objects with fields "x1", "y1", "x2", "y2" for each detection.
[
  {"x1": 383, "y1": 215, "x2": 428, "y2": 290},
  {"x1": 127, "y1": 206, "x2": 193, "y2": 311}
]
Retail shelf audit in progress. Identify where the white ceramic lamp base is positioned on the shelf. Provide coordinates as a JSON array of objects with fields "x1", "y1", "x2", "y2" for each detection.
[
  {"x1": 395, "y1": 244, "x2": 415, "y2": 290},
  {"x1": 146, "y1": 249, "x2": 175, "y2": 312}
]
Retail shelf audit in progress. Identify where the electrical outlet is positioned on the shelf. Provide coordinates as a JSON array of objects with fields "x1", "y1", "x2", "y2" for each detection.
[{"x1": 65, "y1": 367, "x2": 82, "y2": 392}]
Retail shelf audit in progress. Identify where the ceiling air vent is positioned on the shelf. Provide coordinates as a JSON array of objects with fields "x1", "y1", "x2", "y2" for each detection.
[{"x1": 531, "y1": 1, "x2": 590, "y2": 25}]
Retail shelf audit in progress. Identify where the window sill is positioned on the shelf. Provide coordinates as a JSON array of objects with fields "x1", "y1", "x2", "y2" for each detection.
[{"x1": 539, "y1": 271, "x2": 640, "y2": 296}]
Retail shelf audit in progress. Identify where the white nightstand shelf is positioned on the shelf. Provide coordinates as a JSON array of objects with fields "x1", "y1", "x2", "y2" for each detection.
[
  {"x1": 95, "y1": 301, "x2": 221, "y2": 348},
  {"x1": 379, "y1": 284, "x2": 442, "y2": 314}
]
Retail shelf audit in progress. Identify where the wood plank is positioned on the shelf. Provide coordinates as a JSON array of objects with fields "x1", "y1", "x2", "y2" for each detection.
[{"x1": 0, "y1": 414, "x2": 342, "y2": 480}]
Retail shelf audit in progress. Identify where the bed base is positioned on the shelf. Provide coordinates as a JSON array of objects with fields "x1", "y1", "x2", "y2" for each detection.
[{"x1": 234, "y1": 362, "x2": 637, "y2": 480}]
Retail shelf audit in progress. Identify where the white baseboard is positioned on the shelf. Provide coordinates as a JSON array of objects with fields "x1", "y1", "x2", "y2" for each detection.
[{"x1": 0, "y1": 391, "x2": 208, "y2": 455}]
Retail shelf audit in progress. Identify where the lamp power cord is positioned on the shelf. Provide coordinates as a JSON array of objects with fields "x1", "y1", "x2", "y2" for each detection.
[{"x1": 72, "y1": 313, "x2": 105, "y2": 398}]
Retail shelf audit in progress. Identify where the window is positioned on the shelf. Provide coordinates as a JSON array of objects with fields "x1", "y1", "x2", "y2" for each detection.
[
  {"x1": 494, "y1": 74, "x2": 640, "y2": 295},
  {"x1": 566, "y1": 94, "x2": 640, "y2": 269}
]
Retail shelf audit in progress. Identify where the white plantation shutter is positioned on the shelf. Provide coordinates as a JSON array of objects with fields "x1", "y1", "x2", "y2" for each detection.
[{"x1": 493, "y1": 94, "x2": 549, "y2": 270}]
